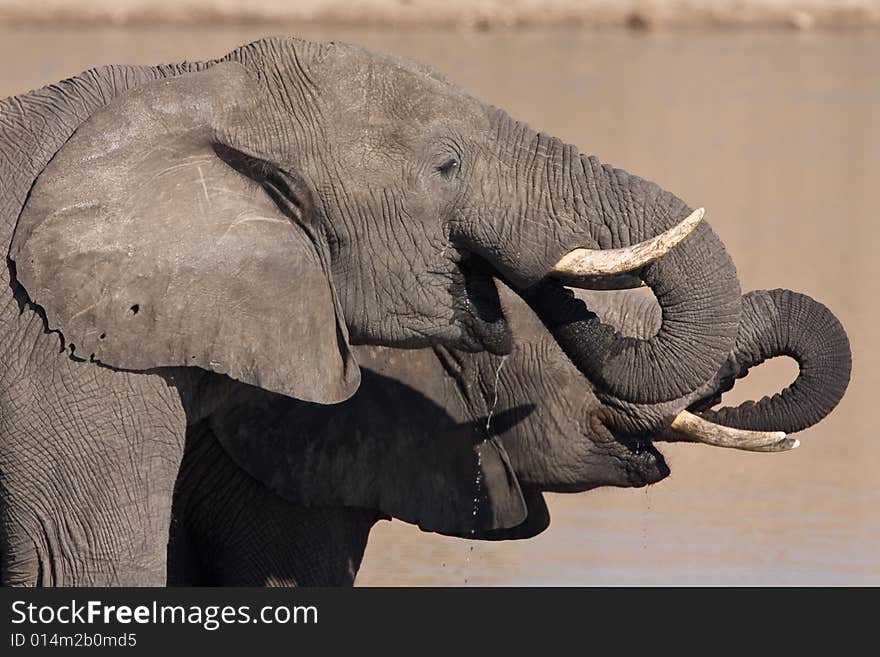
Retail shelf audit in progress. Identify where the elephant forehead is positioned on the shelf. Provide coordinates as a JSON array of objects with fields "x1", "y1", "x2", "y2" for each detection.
[{"x1": 312, "y1": 45, "x2": 489, "y2": 141}]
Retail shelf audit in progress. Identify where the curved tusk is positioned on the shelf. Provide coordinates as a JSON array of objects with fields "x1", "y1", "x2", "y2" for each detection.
[
  {"x1": 670, "y1": 410, "x2": 798, "y2": 453},
  {"x1": 551, "y1": 207, "x2": 704, "y2": 287}
]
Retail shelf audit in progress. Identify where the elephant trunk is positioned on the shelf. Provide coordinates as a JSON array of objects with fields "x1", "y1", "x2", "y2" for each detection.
[
  {"x1": 697, "y1": 289, "x2": 851, "y2": 434},
  {"x1": 519, "y1": 153, "x2": 742, "y2": 405}
]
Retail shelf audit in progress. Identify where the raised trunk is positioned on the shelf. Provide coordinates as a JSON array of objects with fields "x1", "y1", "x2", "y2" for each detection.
[
  {"x1": 514, "y1": 149, "x2": 742, "y2": 404},
  {"x1": 698, "y1": 289, "x2": 851, "y2": 433}
]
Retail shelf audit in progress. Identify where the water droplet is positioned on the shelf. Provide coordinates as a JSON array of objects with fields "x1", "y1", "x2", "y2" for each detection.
[{"x1": 485, "y1": 354, "x2": 508, "y2": 434}]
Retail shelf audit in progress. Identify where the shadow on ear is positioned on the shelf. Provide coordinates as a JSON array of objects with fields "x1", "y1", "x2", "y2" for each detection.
[
  {"x1": 10, "y1": 61, "x2": 358, "y2": 404},
  {"x1": 208, "y1": 366, "x2": 534, "y2": 536}
]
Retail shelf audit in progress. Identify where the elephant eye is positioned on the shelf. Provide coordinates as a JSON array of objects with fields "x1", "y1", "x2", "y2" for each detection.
[{"x1": 436, "y1": 157, "x2": 460, "y2": 179}]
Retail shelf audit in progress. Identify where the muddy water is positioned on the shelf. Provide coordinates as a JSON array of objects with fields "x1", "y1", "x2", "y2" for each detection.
[{"x1": 2, "y1": 26, "x2": 876, "y2": 585}]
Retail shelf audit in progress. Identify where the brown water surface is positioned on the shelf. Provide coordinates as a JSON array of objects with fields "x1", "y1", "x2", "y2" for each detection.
[{"x1": 2, "y1": 26, "x2": 876, "y2": 585}]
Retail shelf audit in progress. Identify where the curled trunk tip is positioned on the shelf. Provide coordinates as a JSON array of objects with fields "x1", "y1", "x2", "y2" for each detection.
[{"x1": 701, "y1": 288, "x2": 851, "y2": 434}]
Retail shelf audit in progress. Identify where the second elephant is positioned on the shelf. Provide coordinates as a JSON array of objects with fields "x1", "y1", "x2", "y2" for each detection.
[{"x1": 169, "y1": 284, "x2": 850, "y2": 585}]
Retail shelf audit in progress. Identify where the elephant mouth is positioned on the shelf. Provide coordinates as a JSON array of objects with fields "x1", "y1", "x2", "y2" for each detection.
[
  {"x1": 455, "y1": 253, "x2": 514, "y2": 355},
  {"x1": 613, "y1": 434, "x2": 671, "y2": 488},
  {"x1": 543, "y1": 433, "x2": 671, "y2": 493},
  {"x1": 629, "y1": 442, "x2": 671, "y2": 487}
]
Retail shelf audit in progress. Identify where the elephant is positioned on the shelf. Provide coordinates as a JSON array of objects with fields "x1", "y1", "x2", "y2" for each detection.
[
  {"x1": 0, "y1": 35, "x2": 849, "y2": 585},
  {"x1": 166, "y1": 284, "x2": 850, "y2": 585}
]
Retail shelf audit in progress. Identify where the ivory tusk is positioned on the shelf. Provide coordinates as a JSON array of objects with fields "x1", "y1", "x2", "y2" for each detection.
[
  {"x1": 551, "y1": 207, "x2": 704, "y2": 287},
  {"x1": 670, "y1": 410, "x2": 798, "y2": 453}
]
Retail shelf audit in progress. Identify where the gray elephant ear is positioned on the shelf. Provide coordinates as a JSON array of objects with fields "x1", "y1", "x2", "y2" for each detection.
[
  {"x1": 10, "y1": 62, "x2": 359, "y2": 404},
  {"x1": 208, "y1": 359, "x2": 530, "y2": 536}
]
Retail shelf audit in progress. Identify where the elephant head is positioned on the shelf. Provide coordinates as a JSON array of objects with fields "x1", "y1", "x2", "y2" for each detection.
[
  {"x1": 205, "y1": 280, "x2": 850, "y2": 539},
  {"x1": 10, "y1": 36, "x2": 740, "y2": 410},
  {"x1": 491, "y1": 284, "x2": 850, "y2": 494}
]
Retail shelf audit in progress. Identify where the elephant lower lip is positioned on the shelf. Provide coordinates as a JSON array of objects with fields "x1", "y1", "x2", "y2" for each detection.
[{"x1": 622, "y1": 439, "x2": 671, "y2": 487}]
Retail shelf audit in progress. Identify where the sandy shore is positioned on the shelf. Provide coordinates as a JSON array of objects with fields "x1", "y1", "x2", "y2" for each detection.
[{"x1": 1, "y1": 0, "x2": 879, "y2": 29}]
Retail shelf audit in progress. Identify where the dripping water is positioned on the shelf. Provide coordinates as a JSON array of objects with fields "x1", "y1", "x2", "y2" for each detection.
[
  {"x1": 471, "y1": 354, "x2": 508, "y2": 531},
  {"x1": 466, "y1": 354, "x2": 508, "y2": 583},
  {"x1": 485, "y1": 354, "x2": 508, "y2": 434}
]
